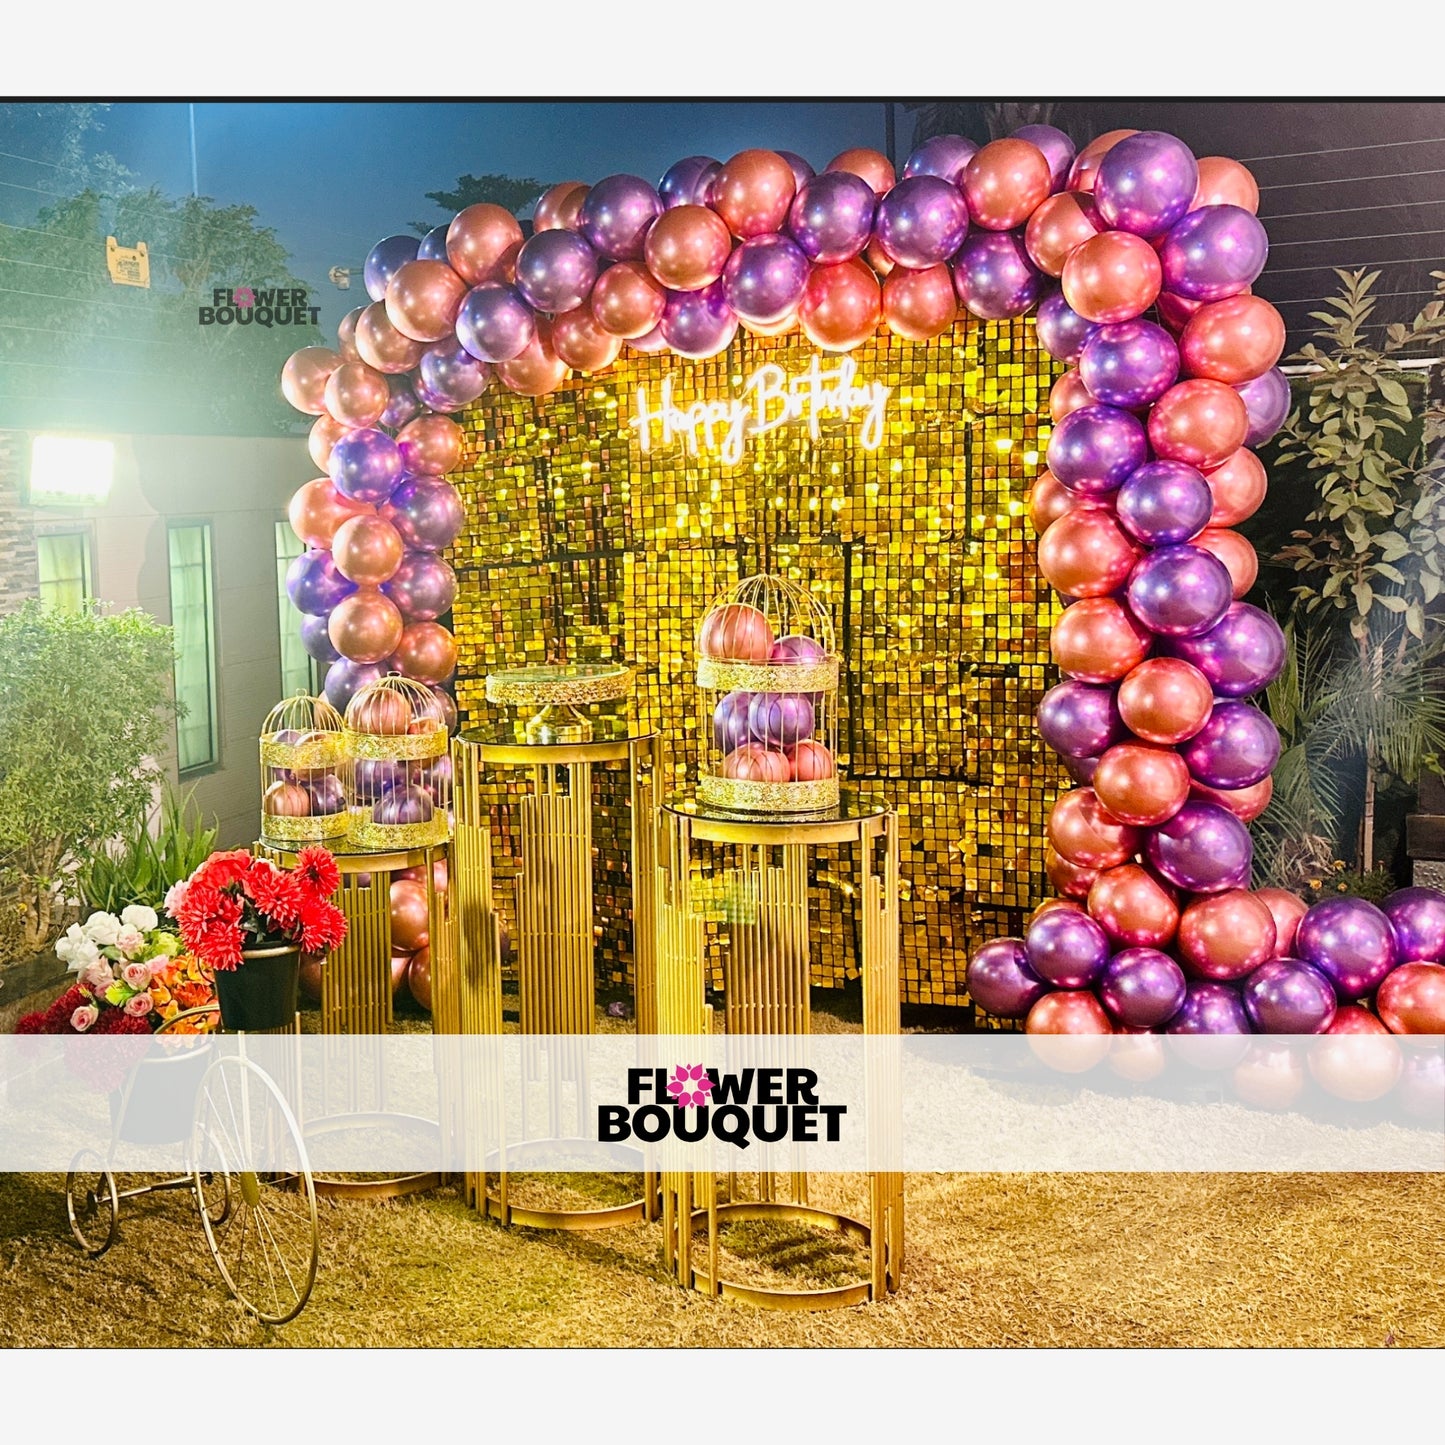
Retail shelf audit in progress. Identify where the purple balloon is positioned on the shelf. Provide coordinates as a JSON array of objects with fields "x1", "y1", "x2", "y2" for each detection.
[
  {"x1": 329, "y1": 428, "x2": 404, "y2": 506},
  {"x1": 1013, "y1": 124, "x2": 1077, "y2": 191},
  {"x1": 1035, "y1": 291, "x2": 1100, "y2": 364},
  {"x1": 1145, "y1": 800, "x2": 1253, "y2": 894},
  {"x1": 286, "y1": 549, "x2": 356, "y2": 617},
  {"x1": 1159, "y1": 205, "x2": 1269, "y2": 302},
  {"x1": 659, "y1": 156, "x2": 722, "y2": 209},
  {"x1": 1064, "y1": 754, "x2": 1101, "y2": 786},
  {"x1": 424, "y1": 684, "x2": 459, "y2": 736},
  {"x1": 1116, "y1": 461, "x2": 1213, "y2": 546},
  {"x1": 305, "y1": 773, "x2": 347, "y2": 817},
  {"x1": 902, "y1": 134, "x2": 979, "y2": 186},
  {"x1": 323, "y1": 659, "x2": 385, "y2": 716},
  {"x1": 966, "y1": 938, "x2": 1049, "y2": 1019},
  {"x1": 373, "y1": 784, "x2": 434, "y2": 826},
  {"x1": 1179, "y1": 700, "x2": 1280, "y2": 790},
  {"x1": 1024, "y1": 907, "x2": 1110, "y2": 989},
  {"x1": 1162, "y1": 603, "x2": 1286, "y2": 698},
  {"x1": 1236, "y1": 367, "x2": 1291, "y2": 448},
  {"x1": 383, "y1": 551, "x2": 457, "y2": 622},
  {"x1": 1037, "y1": 680, "x2": 1124, "y2": 759},
  {"x1": 421, "y1": 753, "x2": 453, "y2": 802},
  {"x1": 952, "y1": 230, "x2": 1042, "y2": 321},
  {"x1": 1126, "y1": 544, "x2": 1233, "y2": 638},
  {"x1": 712, "y1": 690, "x2": 756, "y2": 752},
  {"x1": 1046, "y1": 403, "x2": 1149, "y2": 496},
  {"x1": 771, "y1": 634, "x2": 827, "y2": 664},
  {"x1": 457, "y1": 282, "x2": 537, "y2": 364},
  {"x1": 659, "y1": 282, "x2": 738, "y2": 360},
  {"x1": 722, "y1": 234, "x2": 811, "y2": 325},
  {"x1": 748, "y1": 691, "x2": 815, "y2": 747},
  {"x1": 1398, "y1": 1048, "x2": 1445, "y2": 1123},
  {"x1": 578, "y1": 174, "x2": 663, "y2": 261},
  {"x1": 299, "y1": 613, "x2": 341, "y2": 664},
  {"x1": 364, "y1": 233, "x2": 420, "y2": 303},
  {"x1": 874, "y1": 175, "x2": 969, "y2": 269},
  {"x1": 417, "y1": 224, "x2": 450, "y2": 263},
  {"x1": 1242, "y1": 959, "x2": 1338, "y2": 1034},
  {"x1": 1094, "y1": 131, "x2": 1199, "y2": 238},
  {"x1": 1381, "y1": 886, "x2": 1445, "y2": 962},
  {"x1": 1079, "y1": 320, "x2": 1180, "y2": 408},
  {"x1": 379, "y1": 373, "x2": 422, "y2": 430},
  {"x1": 1296, "y1": 898, "x2": 1398, "y2": 1001},
  {"x1": 514, "y1": 230, "x2": 599, "y2": 314},
  {"x1": 1099, "y1": 947, "x2": 1188, "y2": 1028},
  {"x1": 382, "y1": 477, "x2": 465, "y2": 553},
  {"x1": 787, "y1": 171, "x2": 876, "y2": 264},
  {"x1": 418, "y1": 339, "x2": 491, "y2": 409},
  {"x1": 1167, "y1": 980, "x2": 1251, "y2": 1034},
  {"x1": 776, "y1": 150, "x2": 816, "y2": 191}
]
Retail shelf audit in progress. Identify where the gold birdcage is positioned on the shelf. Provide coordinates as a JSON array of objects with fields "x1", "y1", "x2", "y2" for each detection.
[
  {"x1": 258, "y1": 694, "x2": 350, "y2": 844},
  {"x1": 342, "y1": 675, "x2": 451, "y2": 849},
  {"x1": 695, "y1": 573, "x2": 840, "y2": 814}
]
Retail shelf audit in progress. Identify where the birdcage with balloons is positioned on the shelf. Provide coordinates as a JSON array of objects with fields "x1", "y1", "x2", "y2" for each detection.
[
  {"x1": 259, "y1": 694, "x2": 351, "y2": 844},
  {"x1": 343, "y1": 675, "x2": 451, "y2": 848},
  {"x1": 696, "y1": 573, "x2": 840, "y2": 814}
]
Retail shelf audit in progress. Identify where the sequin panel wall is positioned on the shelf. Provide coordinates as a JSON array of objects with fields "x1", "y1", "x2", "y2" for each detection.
[{"x1": 449, "y1": 322, "x2": 1064, "y2": 1010}]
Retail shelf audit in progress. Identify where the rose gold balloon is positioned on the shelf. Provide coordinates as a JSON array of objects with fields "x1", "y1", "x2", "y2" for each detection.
[
  {"x1": 308, "y1": 413, "x2": 350, "y2": 472},
  {"x1": 385, "y1": 259, "x2": 469, "y2": 343},
  {"x1": 397, "y1": 414, "x2": 463, "y2": 476},
  {"x1": 333, "y1": 513, "x2": 404, "y2": 586},
  {"x1": 1024, "y1": 192, "x2": 1103, "y2": 277},
  {"x1": 1088, "y1": 862, "x2": 1179, "y2": 948},
  {"x1": 389, "y1": 878, "x2": 430, "y2": 953},
  {"x1": 408, "y1": 946, "x2": 433, "y2": 1012},
  {"x1": 1180, "y1": 294, "x2": 1286, "y2": 385},
  {"x1": 1192, "y1": 527, "x2": 1258, "y2": 598},
  {"x1": 348, "y1": 687, "x2": 412, "y2": 735},
  {"x1": 446, "y1": 203, "x2": 525, "y2": 286},
  {"x1": 1067, "y1": 129, "x2": 1138, "y2": 194},
  {"x1": 1048, "y1": 787, "x2": 1141, "y2": 869},
  {"x1": 1328, "y1": 1004, "x2": 1390, "y2": 1036},
  {"x1": 700, "y1": 603, "x2": 774, "y2": 661},
  {"x1": 722, "y1": 744, "x2": 792, "y2": 782},
  {"x1": 496, "y1": 316, "x2": 570, "y2": 397},
  {"x1": 1203, "y1": 448, "x2": 1268, "y2": 527},
  {"x1": 489, "y1": 240, "x2": 523, "y2": 286},
  {"x1": 299, "y1": 954, "x2": 325, "y2": 1003},
  {"x1": 1062, "y1": 230, "x2": 1162, "y2": 323},
  {"x1": 534, "y1": 181, "x2": 590, "y2": 232},
  {"x1": 712, "y1": 150, "x2": 797, "y2": 239},
  {"x1": 1148, "y1": 380, "x2": 1249, "y2": 470},
  {"x1": 1046, "y1": 844, "x2": 1100, "y2": 900},
  {"x1": 281, "y1": 347, "x2": 342, "y2": 416},
  {"x1": 963, "y1": 139, "x2": 1052, "y2": 231},
  {"x1": 356, "y1": 300, "x2": 426, "y2": 374},
  {"x1": 288, "y1": 477, "x2": 374, "y2": 549},
  {"x1": 1094, "y1": 743, "x2": 1192, "y2": 827},
  {"x1": 323, "y1": 360, "x2": 390, "y2": 429},
  {"x1": 264, "y1": 780, "x2": 310, "y2": 817},
  {"x1": 1051, "y1": 597, "x2": 1153, "y2": 684},
  {"x1": 1255, "y1": 887, "x2": 1309, "y2": 958},
  {"x1": 1110, "y1": 1032, "x2": 1167, "y2": 1082},
  {"x1": 1028, "y1": 471, "x2": 1075, "y2": 532},
  {"x1": 1377, "y1": 962, "x2": 1445, "y2": 1033},
  {"x1": 1026, "y1": 992, "x2": 1114, "y2": 1074},
  {"x1": 1050, "y1": 369, "x2": 1097, "y2": 421},
  {"x1": 389, "y1": 949, "x2": 412, "y2": 996},
  {"x1": 742, "y1": 309, "x2": 800, "y2": 337},
  {"x1": 591, "y1": 260, "x2": 667, "y2": 338},
  {"x1": 789, "y1": 740, "x2": 835, "y2": 781},
  {"x1": 881, "y1": 263, "x2": 957, "y2": 341},
  {"x1": 863, "y1": 236, "x2": 896, "y2": 278},
  {"x1": 826, "y1": 147, "x2": 895, "y2": 195},
  {"x1": 1309, "y1": 1020, "x2": 1401, "y2": 1101},
  {"x1": 1117, "y1": 657, "x2": 1214, "y2": 745},
  {"x1": 1031, "y1": 897, "x2": 1086, "y2": 923},
  {"x1": 1192, "y1": 156, "x2": 1260, "y2": 214},
  {"x1": 1190, "y1": 776, "x2": 1274, "y2": 823},
  {"x1": 328, "y1": 589, "x2": 405, "y2": 665},
  {"x1": 1037, "y1": 509, "x2": 1139, "y2": 597},
  {"x1": 392, "y1": 621, "x2": 457, "y2": 685},
  {"x1": 1233, "y1": 1042, "x2": 1306, "y2": 1110},
  {"x1": 1155, "y1": 290, "x2": 1209, "y2": 335},
  {"x1": 1177, "y1": 890, "x2": 1277, "y2": 981},
  {"x1": 644, "y1": 204, "x2": 733, "y2": 290},
  {"x1": 551, "y1": 304, "x2": 624, "y2": 373},
  {"x1": 337, "y1": 306, "x2": 364, "y2": 361},
  {"x1": 799, "y1": 258, "x2": 882, "y2": 352}
]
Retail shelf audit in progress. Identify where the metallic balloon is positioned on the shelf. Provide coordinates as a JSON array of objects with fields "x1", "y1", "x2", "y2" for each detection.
[
  {"x1": 1050, "y1": 370, "x2": 1098, "y2": 421},
  {"x1": 1025, "y1": 905, "x2": 1112, "y2": 988},
  {"x1": 1046, "y1": 843, "x2": 1101, "y2": 900},
  {"x1": 1382, "y1": 886, "x2": 1445, "y2": 963},
  {"x1": 660, "y1": 281, "x2": 739, "y2": 360},
  {"x1": 380, "y1": 373, "x2": 422, "y2": 430},
  {"x1": 962, "y1": 138, "x2": 1052, "y2": 231},
  {"x1": 658, "y1": 156, "x2": 721, "y2": 209},
  {"x1": 579, "y1": 174, "x2": 663, "y2": 260},
  {"x1": 1025, "y1": 993, "x2": 1114, "y2": 1073},
  {"x1": 1178, "y1": 890, "x2": 1278, "y2": 981},
  {"x1": 799, "y1": 259, "x2": 881, "y2": 351},
  {"x1": 533, "y1": 181, "x2": 590, "y2": 232},
  {"x1": 322, "y1": 658, "x2": 385, "y2": 716},
  {"x1": 1309, "y1": 1020, "x2": 1402, "y2": 1101},
  {"x1": 285, "y1": 547, "x2": 356, "y2": 617},
  {"x1": 457, "y1": 282, "x2": 537, "y2": 363},
  {"x1": 1396, "y1": 1047, "x2": 1445, "y2": 1121},
  {"x1": 1179, "y1": 700, "x2": 1280, "y2": 790},
  {"x1": 299, "y1": 613, "x2": 341, "y2": 665},
  {"x1": 384, "y1": 259, "x2": 469, "y2": 344},
  {"x1": 332, "y1": 514, "x2": 404, "y2": 587},
  {"x1": 407, "y1": 947, "x2": 433, "y2": 1012},
  {"x1": 1013, "y1": 124, "x2": 1076, "y2": 191},
  {"x1": 355, "y1": 300, "x2": 427, "y2": 374},
  {"x1": 1204, "y1": 447, "x2": 1268, "y2": 527},
  {"x1": 951, "y1": 231, "x2": 1042, "y2": 320},
  {"x1": 1024, "y1": 192, "x2": 1103, "y2": 277},
  {"x1": 391, "y1": 620, "x2": 458, "y2": 685},
  {"x1": 417, "y1": 224, "x2": 450, "y2": 262},
  {"x1": 1243, "y1": 958, "x2": 1338, "y2": 1033},
  {"x1": 747, "y1": 691, "x2": 814, "y2": 747},
  {"x1": 328, "y1": 588, "x2": 404, "y2": 664},
  {"x1": 381, "y1": 477, "x2": 465, "y2": 553},
  {"x1": 825, "y1": 147, "x2": 895, "y2": 196},
  {"x1": 1115, "y1": 460, "x2": 1212, "y2": 546},
  {"x1": 397, "y1": 414, "x2": 463, "y2": 477},
  {"x1": 1099, "y1": 946, "x2": 1187, "y2": 1027},
  {"x1": 1061, "y1": 230, "x2": 1162, "y2": 323},
  {"x1": 1125, "y1": 543, "x2": 1233, "y2": 638},
  {"x1": 383, "y1": 550, "x2": 456, "y2": 622},
  {"x1": 1166, "y1": 980, "x2": 1251, "y2": 1036},
  {"x1": 363, "y1": 233, "x2": 420, "y2": 302},
  {"x1": 1236, "y1": 367, "x2": 1291, "y2": 448},
  {"x1": 1145, "y1": 800, "x2": 1253, "y2": 894},
  {"x1": 1376, "y1": 962, "x2": 1445, "y2": 1033},
  {"x1": 336, "y1": 305, "x2": 364, "y2": 361},
  {"x1": 711, "y1": 151, "x2": 795, "y2": 240},
  {"x1": 1192, "y1": 526, "x2": 1259, "y2": 598},
  {"x1": 288, "y1": 477, "x2": 373, "y2": 550},
  {"x1": 1094, "y1": 131, "x2": 1199, "y2": 237},
  {"x1": 445, "y1": 204, "x2": 525, "y2": 286},
  {"x1": 788, "y1": 171, "x2": 877, "y2": 264},
  {"x1": 1037, "y1": 679, "x2": 1125, "y2": 759},
  {"x1": 495, "y1": 315, "x2": 570, "y2": 396},
  {"x1": 551, "y1": 304, "x2": 624, "y2": 373},
  {"x1": 1093, "y1": 742, "x2": 1191, "y2": 827},
  {"x1": 1028, "y1": 470, "x2": 1077, "y2": 531},
  {"x1": 1255, "y1": 888, "x2": 1310, "y2": 959},
  {"x1": 1066, "y1": 129, "x2": 1138, "y2": 194},
  {"x1": 307, "y1": 413, "x2": 350, "y2": 473},
  {"x1": 966, "y1": 938, "x2": 1049, "y2": 1019},
  {"x1": 389, "y1": 878, "x2": 430, "y2": 953},
  {"x1": 1079, "y1": 320, "x2": 1179, "y2": 408},
  {"x1": 1161, "y1": 602, "x2": 1285, "y2": 697},
  {"x1": 1088, "y1": 865, "x2": 1180, "y2": 950},
  {"x1": 1051, "y1": 597, "x2": 1153, "y2": 683},
  {"x1": 1046, "y1": 403, "x2": 1149, "y2": 496},
  {"x1": 514, "y1": 230, "x2": 600, "y2": 314},
  {"x1": 281, "y1": 347, "x2": 343, "y2": 416},
  {"x1": 1296, "y1": 898, "x2": 1399, "y2": 1001},
  {"x1": 1232, "y1": 1042, "x2": 1307, "y2": 1110},
  {"x1": 1116, "y1": 656, "x2": 1213, "y2": 745},
  {"x1": 1148, "y1": 379, "x2": 1249, "y2": 470},
  {"x1": 1037, "y1": 508, "x2": 1140, "y2": 597},
  {"x1": 1159, "y1": 205, "x2": 1269, "y2": 301},
  {"x1": 880, "y1": 263, "x2": 957, "y2": 341},
  {"x1": 417, "y1": 339, "x2": 491, "y2": 409},
  {"x1": 1035, "y1": 291, "x2": 1100, "y2": 364},
  {"x1": 329, "y1": 428, "x2": 404, "y2": 506},
  {"x1": 874, "y1": 175, "x2": 969, "y2": 268},
  {"x1": 902, "y1": 134, "x2": 978, "y2": 185},
  {"x1": 644, "y1": 204, "x2": 734, "y2": 291},
  {"x1": 1180, "y1": 294, "x2": 1286, "y2": 385},
  {"x1": 591, "y1": 261, "x2": 669, "y2": 338},
  {"x1": 1192, "y1": 157, "x2": 1261, "y2": 213},
  {"x1": 1047, "y1": 786, "x2": 1142, "y2": 869}
]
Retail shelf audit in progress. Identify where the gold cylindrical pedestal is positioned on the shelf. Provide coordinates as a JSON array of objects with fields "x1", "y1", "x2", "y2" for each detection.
[{"x1": 656, "y1": 791, "x2": 903, "y2": 1309}]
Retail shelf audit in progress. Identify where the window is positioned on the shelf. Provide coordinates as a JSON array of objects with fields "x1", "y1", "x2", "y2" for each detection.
[
  {"x1": 168, "y1": 523, "x2": 218, "y2": 773},
  {"x1": 28, "y1": 435, "x2": 114, "y2": 507},
  {"x1": 37, "y1": 531, "x2": 92, "y2": 613},
  {"x1": 274, "y1": 521, "x2": 316, "y2": 698}
]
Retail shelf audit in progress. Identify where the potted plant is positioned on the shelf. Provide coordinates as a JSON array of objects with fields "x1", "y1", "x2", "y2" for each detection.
[{"x1": 169, "y1": 846, "x2": 346, "y2": 1032}]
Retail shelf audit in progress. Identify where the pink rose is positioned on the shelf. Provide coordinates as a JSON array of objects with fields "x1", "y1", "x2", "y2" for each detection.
[
  {"x1": 164, "y1": 879, "x2": 190, "y2": 917},
  {"x1": 80, "y1": 959, "x2": 116, "y2": 995},
  {"x1": 71, "y1": 1004, "x2": 99, "y2": 1033},
  {"x1": 123, "y1": 993, "x2": 154, "y2": 1018},
  {"x1": 121, "y1": 960, "x2": 152, "y2": 990},
  {"x1": 115, "y1": 925, "x2": 146, "y2": 957}
]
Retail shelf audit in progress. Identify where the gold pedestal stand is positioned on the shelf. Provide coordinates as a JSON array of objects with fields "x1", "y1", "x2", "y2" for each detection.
[
  {"x1": 656, "y1": 791, "x2": 903, "y2": 1310},
  {"x1": 452, "y1": 671, "x2": 661, "y2": 1229}
]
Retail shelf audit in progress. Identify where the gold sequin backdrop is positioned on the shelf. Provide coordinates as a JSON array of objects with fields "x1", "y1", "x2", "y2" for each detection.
[{"x1": 449, "y1": 319, "x2": 1064, "y2": 1011}]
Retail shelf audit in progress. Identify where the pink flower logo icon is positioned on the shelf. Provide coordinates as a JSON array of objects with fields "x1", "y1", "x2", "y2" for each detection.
[
  {"x1": 233, "y1": 285, "x2": 255, "y2": 308},
  {"x1": 666, "y1": 1064, "x2": 714, "y2": 1109}
]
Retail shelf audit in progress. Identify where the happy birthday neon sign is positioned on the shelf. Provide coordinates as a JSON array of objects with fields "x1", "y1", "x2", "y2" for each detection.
[{"x1": 629, "y1": 356, "x2": 893, "y2": 467}]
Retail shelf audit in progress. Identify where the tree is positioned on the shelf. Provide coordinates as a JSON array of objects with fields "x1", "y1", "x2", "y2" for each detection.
[
  {"x1": 900, "y1": 101, "x2": 1062, "y2": 149},
  {"x1": 410, "y1": 172, "x2": 550, "y2": 234}
]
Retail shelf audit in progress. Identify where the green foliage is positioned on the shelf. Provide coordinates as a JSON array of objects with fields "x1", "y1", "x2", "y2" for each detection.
[
  {"x1": 0, "y1": 602, "x2": 177, "y2": 960},
  {"x1": 73, "y1": 786, "x2": 218, "y2": 916},
  {"x1": 410, "y1": 173, "x2": 550, "y2": 234},
  {"x1": 1301, "y1": 863, "x2": 1396, "y2": 906}
]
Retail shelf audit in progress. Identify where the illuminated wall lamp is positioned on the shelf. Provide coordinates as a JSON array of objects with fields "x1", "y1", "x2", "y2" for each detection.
[{"x1": 27, "y1": 435, "x2": 115, "y2": 508}]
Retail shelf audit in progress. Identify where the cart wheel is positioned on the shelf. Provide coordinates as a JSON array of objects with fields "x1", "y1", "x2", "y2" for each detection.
[
  {"x1": 191, "y1": 1054, "x2": 318, "y2": 1325},
  {"x1": 65, "y1": 1149, "x2": 119, "y2": 1257}
]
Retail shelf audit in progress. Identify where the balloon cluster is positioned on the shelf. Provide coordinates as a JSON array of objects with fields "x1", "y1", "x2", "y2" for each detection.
[{"x1": 263, "y1": 728, "x2": 347, "y2": 822}]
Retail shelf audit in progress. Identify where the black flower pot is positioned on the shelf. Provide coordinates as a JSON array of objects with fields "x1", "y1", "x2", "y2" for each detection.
[
  {"x1": 214, "y1": 946, "x2": 300, "y2": 1032},
  {"x1": 110, "y1": 1043, "x2": 212, "y2": 1145}
]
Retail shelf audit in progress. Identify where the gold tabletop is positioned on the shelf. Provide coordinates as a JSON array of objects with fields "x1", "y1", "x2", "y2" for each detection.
[{"x1": 661, "y1": 788, "x2": 891, "y2": 845}]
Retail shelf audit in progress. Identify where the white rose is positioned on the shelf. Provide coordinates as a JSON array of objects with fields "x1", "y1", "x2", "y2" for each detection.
[
  {"x1": 120, "y1": 904, "x2": 160, "y2": 934},
  {"x1": 115, "y1": 925, "x2": 146, "y2": 957},
  {"x1": 82, "y1": 911, "x2": 122, "y2": 946},
  {"x1": 56, "y1": 924, "x2": 88, "y2": 968}
]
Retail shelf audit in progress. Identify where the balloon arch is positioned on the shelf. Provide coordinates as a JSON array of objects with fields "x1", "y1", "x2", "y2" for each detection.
[{"x1": 279, "y1": 124, "x2": 1445, "y2": 1048}]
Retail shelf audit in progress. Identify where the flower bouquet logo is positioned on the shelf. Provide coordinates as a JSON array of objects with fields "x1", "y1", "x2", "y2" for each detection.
[
  {"x1": 200, "y1": 285, "x2": 320, "y2": 328},
  {"x1": 599, "y1": 1065, "x2": 846, "y2": 1150}
]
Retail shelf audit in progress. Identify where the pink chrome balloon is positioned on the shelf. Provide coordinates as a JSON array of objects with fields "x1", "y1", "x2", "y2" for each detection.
[
  {"x1": 389, "y1": 879, "x2": 430, "y2": 952},
  {"x1": 1204, "y1": 448, "x2": 1268, "y2": 527},
  {"x1": 1177, "y1": 890, "x2": 1277, "y2": 981},
  {"x1": 1046, "y1": 844, "x2": 1100, "y2": 901},
  {"x1": 1051, "y1": 598, "x2": 1153, "y2": 684},
  {"x1": 799, "y1": 259, "x2": 882, "y2": 352},
  {"x1": 1049, "y1": 370, "x2": 1098, "y2": 421},
  {"x1": 700, "y1": 604, "x2": 774, "y2": 661},
  {"x1": 712, "y1": 150, "x2": 797, "y2": 239},
  {"x1": 1025, "y1": 991, "x2": 1113, "y2": 1073},
  {"x1": 307, "y1": 413, "x2": 350, "y2": 473},
  {"x1": 1087, "y1": 862, "x2": 1179, "y2": 948},
  {"x1": 496, "y1": 316, "x2": 569, "y2": 397},
  {"x1": 1376, "y1": 962, "x2": 1445, "y2": 1034},
  {"x1": 1066, "y1": 130, "x2": 1138, "y2": 194},
  {"x1": 1117, "y1": 657, "x2": 1213, "y2": 745},
  {"x1": 1192, "y1": 157, "x2": 1260, "y2": 213},
  {"x1": 1233, "y1": 1043, "x2": 1306, "y2": 1111},
  {"x1": 551, "y1": 304, "x2": 624, "y2": 373},
  {"x1": 1047, "y1": 787, "x2": 1141, "y2": 870},
  {"x1": 1192, "y1": 527, "x2": 1259, "y2": 598},
  {"x1": 1309, "y1": 1019, "x2": 1402, "y2": 1101},
  {"x1": 1061, "y1": 231, "x2": 1162, "y2": 323},
  {"x1": 881, "y1": 263, "x2": 957, "y2": 341},
  {"x1": 1092, "y1": 742, "x2": 1191, "y2": 827},
  {"x1": 1037, "y1": 509, "x2": 1139, "y2": 598},
  {"x1": 1180, "y1": 294, "x2": 1286, "y2": 384}
]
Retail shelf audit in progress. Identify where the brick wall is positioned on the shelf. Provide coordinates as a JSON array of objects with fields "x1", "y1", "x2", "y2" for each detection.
[{"x1": 0, "y1": 432, "x2": 39, "y2": 610}]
